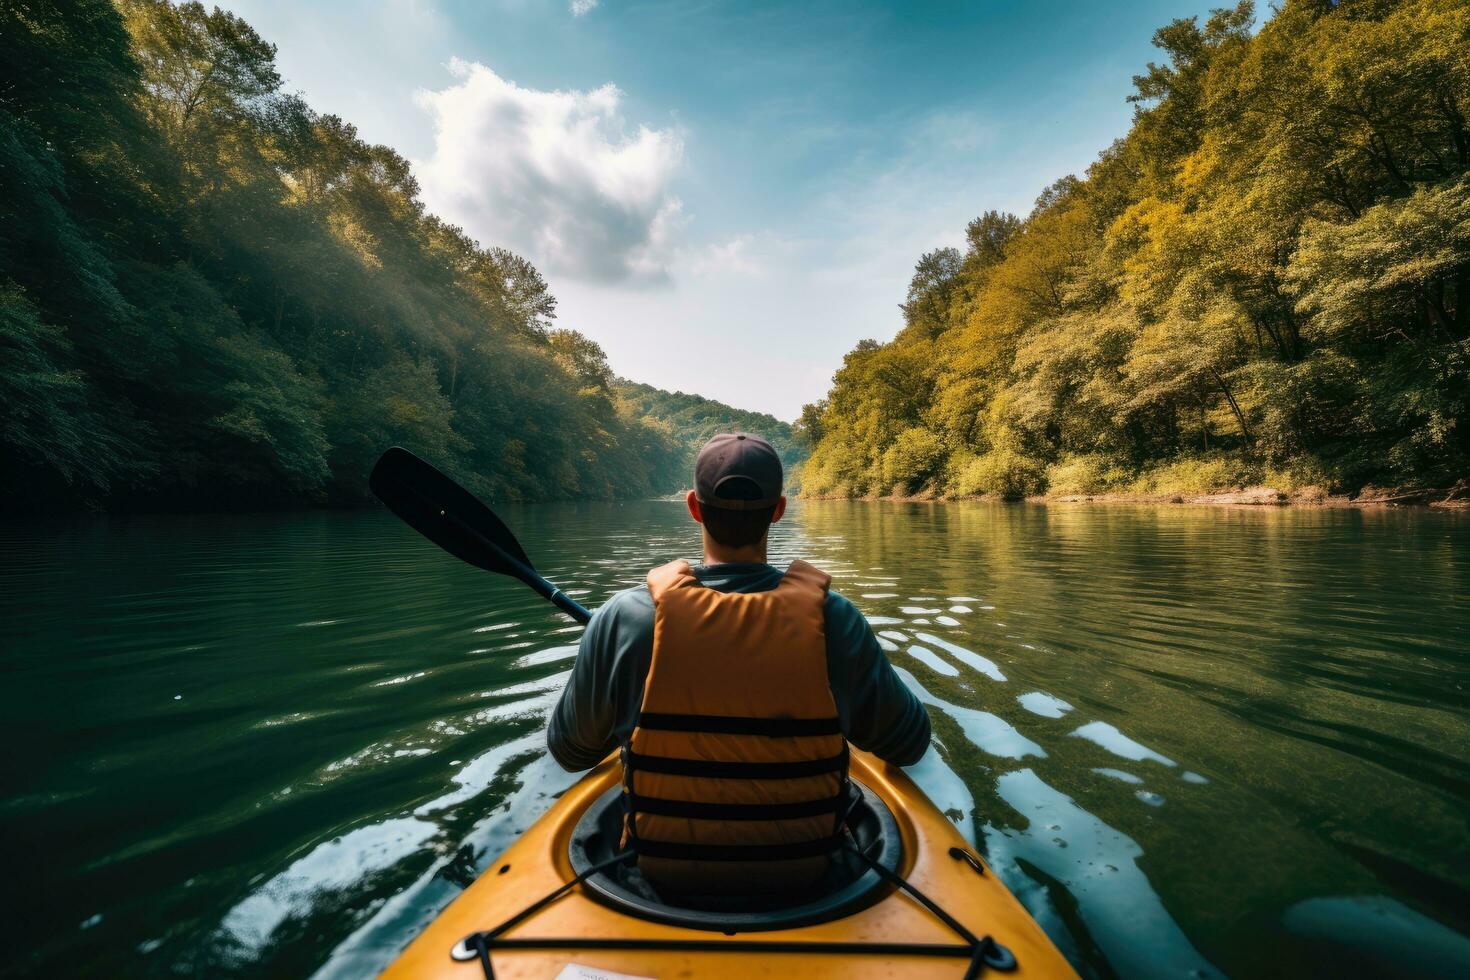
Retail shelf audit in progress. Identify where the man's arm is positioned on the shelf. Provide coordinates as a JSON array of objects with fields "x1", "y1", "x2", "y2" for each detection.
[
  {"x1": 546, "y1": 599, "x2": 623, "y2": 771},
  {"x1": 824, "y1": 592, "x2": 932, "y2": 766}
]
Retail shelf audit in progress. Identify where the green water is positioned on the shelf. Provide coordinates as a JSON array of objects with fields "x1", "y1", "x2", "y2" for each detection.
[{"x1": 2, "y1": 501, "x2": 1468, "y2": 978}]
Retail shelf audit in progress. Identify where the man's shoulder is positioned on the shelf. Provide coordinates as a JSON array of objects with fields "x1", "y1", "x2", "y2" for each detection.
[
  {"x1": 822, "y1": 586, "x2": 862, "y2": 618},
  {"x1": 589, "y1": 574, "x2": 864, "y2": 627},
  {"x1": 820, "y1": 586, "x2": 872, "y2": 643},
  {"x1": 588, "y1": 584, "x2": 655, "y2": 626}
]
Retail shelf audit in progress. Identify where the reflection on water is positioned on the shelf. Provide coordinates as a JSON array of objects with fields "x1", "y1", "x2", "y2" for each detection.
[
  {"x1": 1, "y1": 500, "x2": 1467, "y2": 978},
  {"x1": 895, "y1": 667, "x2": 1044, "y2": 760}
]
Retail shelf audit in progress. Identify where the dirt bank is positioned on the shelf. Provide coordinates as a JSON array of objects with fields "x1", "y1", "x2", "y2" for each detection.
[{"x1": 803, "y1": 483, "x2": 1470, "y2": 510}]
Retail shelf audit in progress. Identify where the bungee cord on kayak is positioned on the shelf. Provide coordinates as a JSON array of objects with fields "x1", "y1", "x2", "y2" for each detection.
[{"x1": 451, "y1": 840, "x2": 1019, "y2": 979}]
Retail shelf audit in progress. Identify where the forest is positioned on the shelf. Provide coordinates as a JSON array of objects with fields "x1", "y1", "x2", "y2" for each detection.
[
  {"x1": 799, "y1": 0, "x2": 1470, "y2": 500},
  {"x1": 0, "y1": 0, "x2": 761, "y2": 511},
  {"x1": 614, "y1": 381, "x2": 800, "y2": 474}
]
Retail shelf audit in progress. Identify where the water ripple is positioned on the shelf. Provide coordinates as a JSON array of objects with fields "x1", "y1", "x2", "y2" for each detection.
[{"x1": 1, "y1": 501, "x2": 1466, "y2": 978}]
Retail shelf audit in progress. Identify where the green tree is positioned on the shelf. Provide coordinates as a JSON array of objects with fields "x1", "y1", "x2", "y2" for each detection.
[
  {"x1": 0, "y1": 0, "x2": 725, "y2": 511},
  {"x1": 802, "y1": 0, "x2": 1470, "y2": 500}
]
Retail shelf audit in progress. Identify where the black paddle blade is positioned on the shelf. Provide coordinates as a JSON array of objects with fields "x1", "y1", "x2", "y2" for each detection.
[{"x1": 369, "y1": 447, "x2": 535, "y2": 577}]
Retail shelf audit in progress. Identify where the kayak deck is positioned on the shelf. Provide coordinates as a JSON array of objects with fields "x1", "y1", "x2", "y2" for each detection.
[{"x1": 382, "y1": 749, "x2": 1077, "y2": 978}]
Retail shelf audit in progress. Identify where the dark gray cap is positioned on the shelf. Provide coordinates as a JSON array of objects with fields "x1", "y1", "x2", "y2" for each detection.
[{"x1": 695, "y1": 433, "x2": 783, "y2": 510}]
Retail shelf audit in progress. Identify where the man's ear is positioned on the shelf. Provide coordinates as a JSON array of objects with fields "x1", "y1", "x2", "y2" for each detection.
[
  {"x1": 686, "y1": 489, "x2": 704, "y2": 524},
  {"x1": 771, "y1": 495, "x2": 787, "y2": 523}
]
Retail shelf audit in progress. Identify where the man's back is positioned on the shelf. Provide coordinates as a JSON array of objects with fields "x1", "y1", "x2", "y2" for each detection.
[{"x1": 548, "y1": 561, "x2": 931, "y2": 771}]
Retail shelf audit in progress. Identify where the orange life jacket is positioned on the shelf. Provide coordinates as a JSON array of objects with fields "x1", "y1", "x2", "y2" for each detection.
[{"x1": 621, "y1": 558, "x2": 849, "y2": 893}]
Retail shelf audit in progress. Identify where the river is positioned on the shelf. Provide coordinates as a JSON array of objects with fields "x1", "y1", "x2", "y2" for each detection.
[{"x1": 2, "y1": 501, "x2": 1468, "y2": 978}]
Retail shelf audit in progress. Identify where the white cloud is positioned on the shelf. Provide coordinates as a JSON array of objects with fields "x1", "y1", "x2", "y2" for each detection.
[
  {"x1": 569, "y1": 0, "x2": 599, "y2": 15},
  {"x1": 684, "y1": 234, "x2": 770, "y2": 278},
  {"x1": 413, "y1": 59, "x2": 684, "y2": 284}
]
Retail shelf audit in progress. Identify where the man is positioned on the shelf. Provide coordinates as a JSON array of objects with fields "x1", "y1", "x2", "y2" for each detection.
[{"x1": 548, "y1": 432, "x2": 930, "y2": 891}]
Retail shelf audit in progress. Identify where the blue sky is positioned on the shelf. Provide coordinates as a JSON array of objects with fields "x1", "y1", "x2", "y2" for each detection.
[{"x1": 227, "y1": 0, "x2": 1219, "y2": 420}]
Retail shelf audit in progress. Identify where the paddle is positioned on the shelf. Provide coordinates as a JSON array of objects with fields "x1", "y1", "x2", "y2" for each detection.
[{"x1": 368, "y1": 447, "x2": 592, "y2": 625}]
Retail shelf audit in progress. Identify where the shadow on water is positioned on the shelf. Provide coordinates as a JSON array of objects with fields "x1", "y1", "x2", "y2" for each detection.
[{"x1": 1, "y1": 500, "x2": 1467, "y2": 977}]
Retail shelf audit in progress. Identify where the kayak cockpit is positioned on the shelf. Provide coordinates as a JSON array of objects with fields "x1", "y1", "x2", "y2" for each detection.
[
  {"x1": 409, "y1": 751, "x2": 1072, "y2": 979},
  {"x1": 568, "y1": 781, "x2": 903, "y2": 931}
]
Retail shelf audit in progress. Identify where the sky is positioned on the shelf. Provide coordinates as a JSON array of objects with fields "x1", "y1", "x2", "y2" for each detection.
[{"x1": 225, "y1": 0, "x2": 1217, "y2": 421}]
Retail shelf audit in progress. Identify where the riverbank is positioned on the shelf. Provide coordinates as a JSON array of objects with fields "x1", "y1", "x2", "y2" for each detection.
[
  {"x1": 804, "y1": 482, "x2": 1470, "y2": 510},
  {"x1": 1045, "y1": 483, "x2": 1470, "y2": 509}
]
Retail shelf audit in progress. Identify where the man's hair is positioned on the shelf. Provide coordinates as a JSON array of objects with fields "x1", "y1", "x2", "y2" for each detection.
[
  {"x1": 699, "y1": 474, "x2": 776, "y2": 548},
  {"x1": 701, "y1": 503, "x2": 777, "y2": 548}
]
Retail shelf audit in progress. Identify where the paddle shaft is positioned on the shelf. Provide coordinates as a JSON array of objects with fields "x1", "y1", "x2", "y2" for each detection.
[{"x1": 438, "y1": 509, "x2": 592, "y2": 625}]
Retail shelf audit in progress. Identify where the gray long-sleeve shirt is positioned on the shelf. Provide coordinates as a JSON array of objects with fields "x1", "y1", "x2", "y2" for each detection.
[{"x1": 547, "y1": 561, "x2": 931, "y2": 771}]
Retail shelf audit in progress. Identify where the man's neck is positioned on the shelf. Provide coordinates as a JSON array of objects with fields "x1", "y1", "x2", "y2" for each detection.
[{"x1": 701, "y1": 533, "x2": 768, "y2": 567}]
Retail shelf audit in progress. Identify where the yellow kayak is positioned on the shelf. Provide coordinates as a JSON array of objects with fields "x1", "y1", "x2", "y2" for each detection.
[{"x1": 382, "y1": 748, "x2": 1077, "y2": 979}]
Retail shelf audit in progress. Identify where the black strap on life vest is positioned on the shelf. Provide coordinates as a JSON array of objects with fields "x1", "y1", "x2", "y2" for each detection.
[
  {"x1": 623, "y1": 751, "x2": 848, "y2": 780},
  {"x1": 636, "y1": 712, "x2": 843, "y2": 736},
  {"x1": 625, "y1": 793, "x2": 847, "y2": 821}
]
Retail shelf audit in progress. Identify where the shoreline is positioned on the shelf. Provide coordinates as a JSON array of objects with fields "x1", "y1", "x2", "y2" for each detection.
[{"x1": 802, "y1": 483, "x2": 1470, "y2": 510}]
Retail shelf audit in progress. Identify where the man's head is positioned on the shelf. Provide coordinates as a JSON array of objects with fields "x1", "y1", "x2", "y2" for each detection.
[{"x1": 687, "y1": 433, "x2": 786, "y2": 554}]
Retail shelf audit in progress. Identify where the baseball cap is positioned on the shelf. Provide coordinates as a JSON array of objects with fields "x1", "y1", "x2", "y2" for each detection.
[{"x1": 694, "y1": 433, "x2": 783, "y2": 510}]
